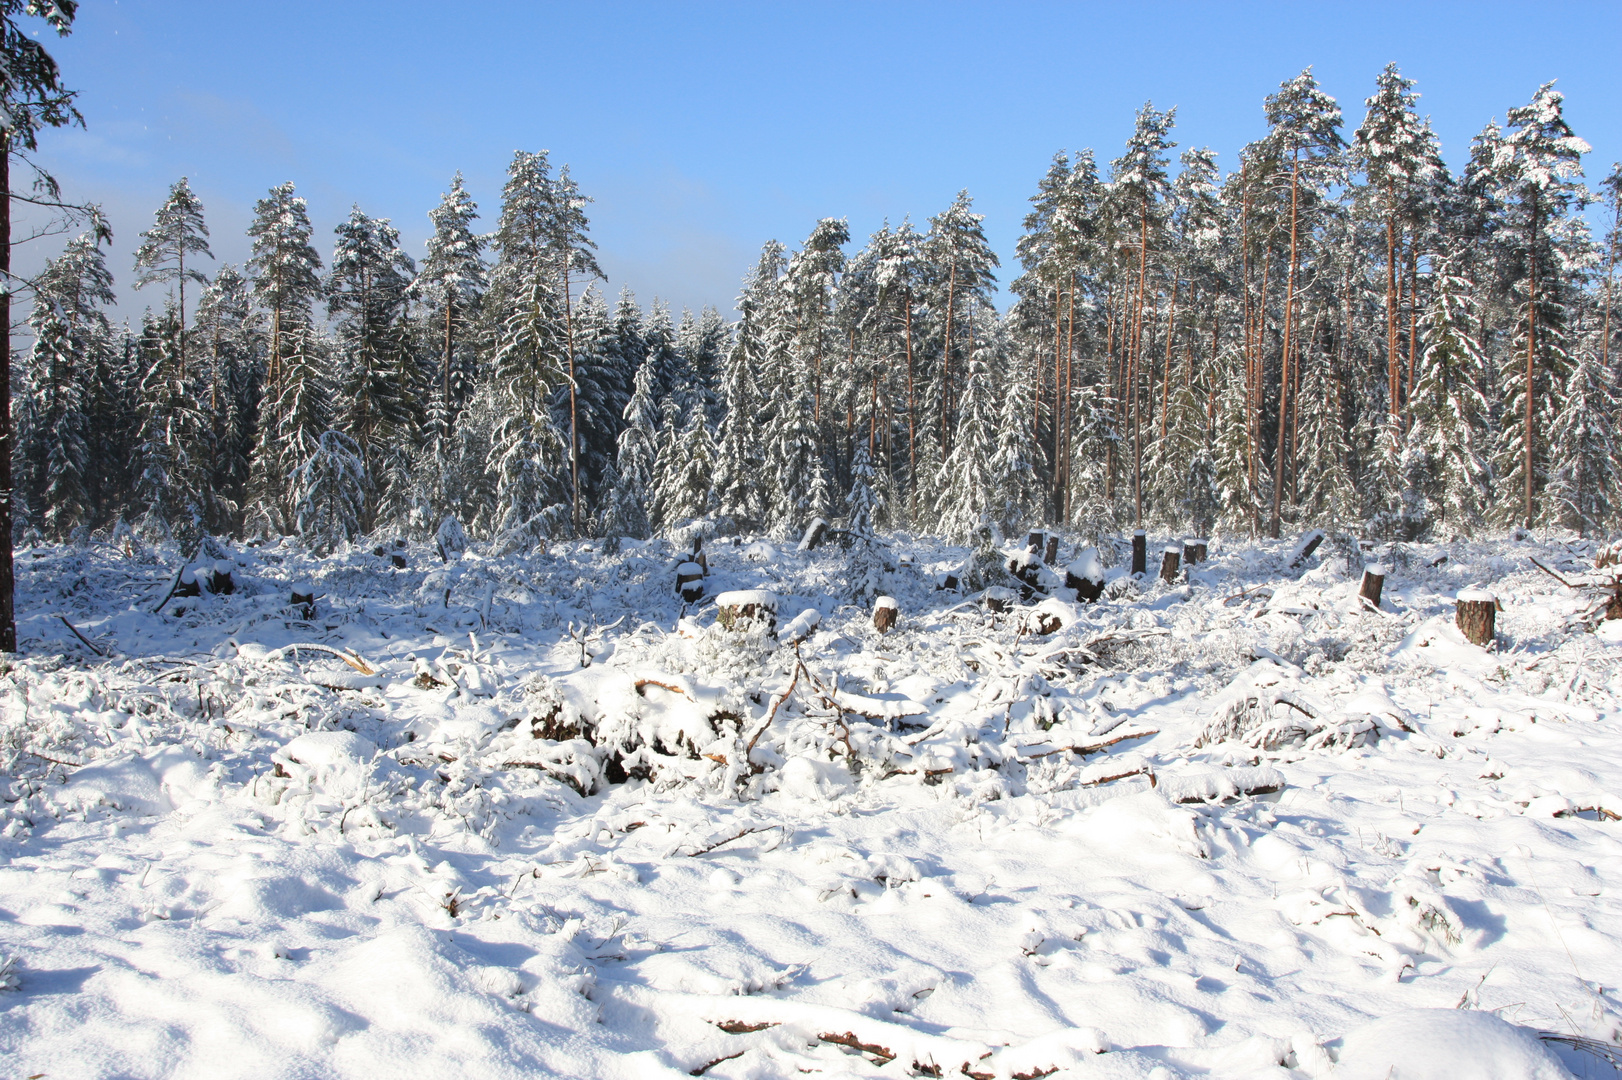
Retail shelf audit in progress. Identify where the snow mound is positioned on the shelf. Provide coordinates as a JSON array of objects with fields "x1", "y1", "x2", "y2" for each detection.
[{"x1": 1334, "y1": 1009, "x2": 1572, "y2": 1080}]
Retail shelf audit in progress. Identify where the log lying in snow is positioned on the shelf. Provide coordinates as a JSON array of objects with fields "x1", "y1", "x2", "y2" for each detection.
[
  {"x1": 715, "y1": 590, "x2": 779, "y2": 632},
  {"x1": 873, "y1": 595, "x2": 898, "y2": 634},
  {"x1": 1359, "y1": 564, "x2": 1386, "y2": 609},
  {"x1": 675, "y1": 561, "x2": 705, "y2": 602},
  {"x1": 1131, "y1": 529, "x2": 1147, "y2": 576},
  {"x1": 1160, "y1": 545, "x2": 1181, "y2": 584},
  {"x1": 1456, "y1": 589, "x2": 1497, "y2": 647}
]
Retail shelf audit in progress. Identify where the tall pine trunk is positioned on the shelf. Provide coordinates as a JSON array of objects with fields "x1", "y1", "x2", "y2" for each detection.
[
  {"x1": 0, "y1": 132, "x2": 13, "y2": 652},
  {"x1": 1524, "y1": 199, "x2": 1539, "y2": 530},
  {"x1": 1270, "y1": 152, "x2": 1301, "y2": 539}
]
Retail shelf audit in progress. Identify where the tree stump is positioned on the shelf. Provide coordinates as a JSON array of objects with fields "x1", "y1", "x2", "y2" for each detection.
[
  {"x1": 937, "y1": 572, "x2": 960, "y2": 592},
  {"x1": 1160, "y1": 546, "x2": 1181, "y2": 584},
  {"x1": 1290, "y1": 529, "x2": 1326, "y2": 568},
  {"x1": 1027, "y1": 530, "x2": 1045, "y2": 554},
  {"x1": 716, "y1": 590, "x2": 778, "y2": 632},
  {"x1": 1359, "y1": 564, "x2": 1386, "y2": 609},
  {"x1": 208, "y1": 560, "x2": 234, "y2": 595},
  {"x1": 1007, "y1": 551, "x2": 1043, "y2": 599},
  {"x1": 1183, "y1": 540, "x2": 1199, "y2": 567},
  {"x1": 290, "y1": 584, "x2": 317, "y2": 619},
  {"x1": 1065, "y1": 549, "x2": 1105, "y2": 603},
  {"x1": 982, "y1": 586, "x2": 1016, "y2": 614},
  {"x1": 691, "y1": 536, "x2": 708, "y2": 574},
  {"x1": 1456, "y1": 589, "x2": 1496, "y2": 646},
  {"x1": 175, "y1": 568, "x2": 202, "y2": 599},
  {"x1": 1131, "y1": 530, "x2": 1147, "y2": 576},
  {"x1": 798, "y1": 518, "x2": 828, "y2": 552},
  {"x1": 391, "y1": 553, "x2": 407, "y2": 569},
  {"x1": 675, "y1": 561, "x2": 705, "y2": 603},
  {"x1": 873, "y1": 596, "x2": 898, "y2": 633},
  {"x1": 1192, "y1": 539, "x2": 1208, "y2": 563},
  {"x1": 1043, "y1": 534, "x2": 1059, "y2": 565}
]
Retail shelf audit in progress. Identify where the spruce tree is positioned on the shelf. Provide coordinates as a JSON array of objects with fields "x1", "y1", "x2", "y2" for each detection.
[
  {"x1": 414, "y1": 172, "x2": 485, "y2": 440},
  {"x1": 605, "y1": 357, "x2": 659, "y2": 539}
]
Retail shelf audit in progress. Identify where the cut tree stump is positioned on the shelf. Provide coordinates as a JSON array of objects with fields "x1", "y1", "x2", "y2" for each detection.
[
  {"x1": 1044, "y1": 534, "x2": 1059, "y2": 565},
  {"x1": 208, "y1": 561, "x2": 234, "y2": 595},
  {"x1": 1160, "y1": 546, "x2": 1181, "y2": 584},
  {"x1": 675, "y1": 561, "x2": 705, "y2": 603},
  {"x1": 982, "y1": 586, "x2": 1016, "y2": 614},
  {"x1": 1065, "y1": 549, "x2": 1105, "y2": 603},
  {"x1": 1027, "y1": 530, "x2": 1045, "y2": 554},
  {"x1": 1359, "y1": 564, "x2": 1386, "y2": 609},
  {"x1": 873, "y1": 596, "x2": 898, "y2": 634},
  {"x1": 1289, "y1": 529, "x2": 1325, "y2": 568},
  {"x1": 290, "y1": 584, "x2": 317, "y2": 619},
  {"x1": 175, "y1": 568, "x2": 202, "y2": 599},
  {"x1": 1456, "y1": 589, "x2": 1496, "y2": 646},
  {"x1": 1192, "y1": 539, "x2": 1208, "y2": 563},
  {"x1": 1183, "y1": 540, "x2": 1199, "y2": 567},
  {"x1": 691, "y1": 536, "x2": 709, "y2": 573},
  {"x1": 391, "y1": 553, "x2": 407, "y2": 569},
  {"x1": 1131, "y1": 530, "x2": 1147, "y2": 576},
  {"x1": 798, "y1": 518, "x2": 828, "y2": 552},
  {"x1": 716, "y1": 590, "x2": 778, "y2": 632}
]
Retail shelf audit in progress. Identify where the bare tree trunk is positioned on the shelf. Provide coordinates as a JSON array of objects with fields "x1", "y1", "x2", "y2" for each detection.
[
  {"x1": 1062, "y1": 271, "x2": 1075, "y2": 522},
  {"x1": 941, "y1": 259, "x2": 957, "y2": 456},
  {"x1": 563, "y1": 264, "x2": 580, "y2": 533},
  {"x1": 1404, "y1": 241, "x2": 1420, "y2": 407},
  {"x1": 1132, "y1": 203, "x2": 1149, "y2": 526},
  {"x1": 1385, "y1": 202, "x2": 1398, "y2": 424},
  {"x1": 904, "y1": 287, "x2": 915, "y2": 505},
  {"x1": 1160, "y1": 278, "x2": 1177, "y2": 440},
  {"x1": 1270, "y1": 153, "x2": 1301, "y2": 539},
  {"x1": 1524, "y1": 200, "x2": 1539, "y2": 530},
  {"x1": 0, "y1": 133, "x2": 12, "y2": 651}
]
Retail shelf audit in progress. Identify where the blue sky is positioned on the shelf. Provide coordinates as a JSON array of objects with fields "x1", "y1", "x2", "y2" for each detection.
[{"x1": 26, "y1": 0, "x2": 1622, "y2": 321}]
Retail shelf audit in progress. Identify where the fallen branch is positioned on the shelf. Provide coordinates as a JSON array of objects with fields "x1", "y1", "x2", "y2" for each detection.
[
  {"x1": 745, "y1": 650, "x2": 802, "y2": 755},
  {"x1": 635, "y1": 677, "x2": 693, "y2": 699},
  {"x1": 689, "y1": 1050, "x2": 745, "y2": 1076},
  {"x1": 1079, "y1": 765, "x2": 1156, "y2": 788},
  {"x1": 1018, "y1": 728, "x2": 1159, "y2": 760},
  {"x1": 680, "y1": 825, "x2": 778, "y2": 856},
  {"x1": 1529, "y1": 557, "x2": 1584, "y2": 589},
  {"x1": 24, "y1": 749, "x2": 85, "y2": 769},
  {"x1": 818, "y1": 1031, "x2": 894, "y2": 1064},
  {"x1": 58, "y1": 615, "x2": 106, "y2": 656},
  {"x1": 264, "y1": 643, "x2": 377, "y2": 676}
]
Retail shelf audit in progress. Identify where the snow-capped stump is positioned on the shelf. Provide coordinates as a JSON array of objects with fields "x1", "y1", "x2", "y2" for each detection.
[
  {"x1": 1289, "y1": 528, "x2": 1325, "y2": 568},
  {"x1": 1044, "y1": 533, "x2": 1060, "y2": 565},
  {"x1": 1026, "y1": 597, "x2": 1076, "y2": 636},
  {"x1": 1065, "y1": 548, "x2": 1105, "y2": 602},
  {"x1": 873, "y1": 595, "x2": 898, "y2": 634},
  {"x1": 290, "y1": 583, "x2": 317, "y2": 618},
  {"x1": 690, "y1": 536, "x2": 709, "y2": 574},
  {"x1": 1359, "y1": 564, "x2": 1386, "y2": 609},
  {"x1": 435, "y1": 515, "x2": 468, "y2": 562},
  {"x1": 1007, "y1": 548, "x2": 1044, "y2": 597},
  {"x1": 780, "y1": 607, "x2": 820, "y2": 644},
  {"x1": 797, "y1": 517, "x2": 828, "y2": 552},
  {"x1": 716, "y1": 589, "x2": 778, "y2": 632},
  {"x1": 174, "y1": 567, "x2": 202, "y2": 599},
  {"x1": 1192, "y1": 538, "x2": 1208, "y2": 562},
  {"x1": 1131, "y1": 529, "x2": 1147, "y2": 576},
  {"x1": 675, "y1": 561, "x2": 705, "y2": 602},
  {"x1": 982, "y1": 586, "x2": 1016, "y2": 613},
  {"x1": 1456, "y1": 589, "x2": 1497, "y2": 646},
  {"x1": 1159, "y1": 545, "x2": 1181, "y2": 584},
  {"x1": 936, "y1": 571, "x2": 961, "y2": 592},
  {"x1": 207, "y1": 560, "x2": 234, "y2": 594}
]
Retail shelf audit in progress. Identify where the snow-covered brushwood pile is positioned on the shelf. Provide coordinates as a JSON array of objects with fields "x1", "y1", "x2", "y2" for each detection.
[{"x1": 4, "y1": 529, "x2": 1622, "y2": 1079}]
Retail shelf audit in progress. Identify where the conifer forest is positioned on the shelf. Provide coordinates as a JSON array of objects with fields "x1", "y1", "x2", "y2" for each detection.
[
  {"x1": 13, "y1": 5, "x2": 1622, "y2": 1075},
  {"x1": 20, "y1": 66, "x2": 1619, "y2": 559}
]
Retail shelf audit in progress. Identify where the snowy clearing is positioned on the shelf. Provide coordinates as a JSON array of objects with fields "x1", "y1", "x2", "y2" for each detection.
[{"x1": 3, "y1": 529, "x2": 1622, "y2": 1079}]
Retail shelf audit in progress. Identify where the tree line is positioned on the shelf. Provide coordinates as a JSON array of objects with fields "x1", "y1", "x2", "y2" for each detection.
[{"x1": 14, "y1": 65, "x2": 1622, "y2": 566}]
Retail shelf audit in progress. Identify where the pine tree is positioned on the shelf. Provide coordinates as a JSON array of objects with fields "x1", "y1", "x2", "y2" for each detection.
[
  {"x1": 24, "y1": 232, "x2": 115, "y2": 539},
  {"x1": 132, "y1": 177, "x2": 213, "y2": 379},
  {"x1": 132, "y1": 303, "x2": 208, "y2": 542},
  {"x1": 1547, "y1": 346, "x2": 1617, "y2": 538},
  {"x1": 988, "y1": 343, "x2": 1040, "y2": 537},
  {"x1": 191, "y1": 265, "x2": 262, "y2": 532},
  {"x1": 327, "y1": 206, "x2": 415, "y2": 496},
  {"x1": 1404, "y1": 259, "x2": 1493, "y2": 533},
  {"x1": 925, "y1": 192, "x2": 1000, "y2": 461},
  {"x1": 246, "y1": 182, "x2": 323, "y2": 525},
  {"x1": 414, "y1": 172, "x2": 486, "y2": 440}
]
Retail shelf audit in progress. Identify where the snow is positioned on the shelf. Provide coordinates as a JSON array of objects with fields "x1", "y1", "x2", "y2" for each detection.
[
  {"x1": 874, "y1": 595, "x2": 898, "y2": 611},
  {"x1": 1459, "y1": 588, "x2": 1498, "y2": 602},
  {"x1": 4, "y1": 531, "x2": 1622, "y2": 1078}
]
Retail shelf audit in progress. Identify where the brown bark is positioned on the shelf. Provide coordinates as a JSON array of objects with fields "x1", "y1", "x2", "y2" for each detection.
[
  {"x1": 1270, "y1": 151, "x2": 1302, "y2": 539},
  {"x1": 0, "y1": 133, "x2": 11, "y2": 651},
  {"x1": 1456, "y1": 595, "x2": 1496, "y2": 647}
]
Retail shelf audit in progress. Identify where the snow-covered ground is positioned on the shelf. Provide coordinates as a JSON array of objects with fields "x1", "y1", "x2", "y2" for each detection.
[{"x1": 3, "y1": 528, "x2": 1621, "y2": 1079}]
